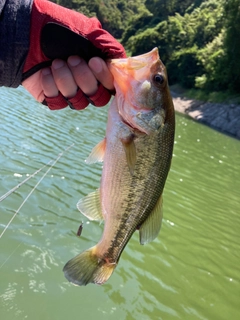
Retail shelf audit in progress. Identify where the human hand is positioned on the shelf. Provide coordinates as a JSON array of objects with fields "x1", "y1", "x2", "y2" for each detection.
[
  {"x1": 22, "y1": 0, "x2": 126, "y2": 110},
  {"x1": 22, "y1": 56, "x2": 115, "y2": 110}
]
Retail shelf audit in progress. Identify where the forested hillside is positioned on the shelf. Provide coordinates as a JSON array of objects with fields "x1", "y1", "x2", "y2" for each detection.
[{"x1": 53, "y1": 0, "x2": 240, "y2": 94}]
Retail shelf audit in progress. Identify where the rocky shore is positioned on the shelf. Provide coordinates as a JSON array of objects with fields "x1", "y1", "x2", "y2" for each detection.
[{"x1": 171, "y1": 91, "x2": 240, "y2": 139}]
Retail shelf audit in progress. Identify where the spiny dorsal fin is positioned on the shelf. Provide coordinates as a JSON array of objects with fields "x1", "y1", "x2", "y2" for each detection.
[
  {"x1": 77, "y1": 189, "x2": 103, "y2": 221},
  {"x1": 121, "y1": 136, "x2": 136, "y2": 175},
  {"x1": 139, "y1": 194, "x2": 163, "y2": 245},
  {"x1": 85, "y1": 138, "x2": 106, "y2": 164}
]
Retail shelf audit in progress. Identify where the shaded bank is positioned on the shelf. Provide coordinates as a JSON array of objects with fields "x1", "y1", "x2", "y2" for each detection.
[{"x1": 171, "y1": 91, "x2": 240, "y2": 139}]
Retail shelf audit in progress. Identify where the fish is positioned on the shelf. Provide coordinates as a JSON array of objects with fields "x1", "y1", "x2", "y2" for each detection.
[{"x1": 63, "y1": 48, "x2": 175, "y2": 286}]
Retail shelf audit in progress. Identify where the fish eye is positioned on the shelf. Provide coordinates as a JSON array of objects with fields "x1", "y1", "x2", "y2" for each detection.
[{"x1": 153, "y1": 74, "x2": 165, "y2": 85}]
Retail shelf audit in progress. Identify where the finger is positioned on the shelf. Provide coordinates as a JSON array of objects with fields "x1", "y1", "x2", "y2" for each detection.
[
  {"x1": 44, "y1": 93, "x2": 68, "y2": 110},
  {"x1": 41, "y1": 67, "x2": 75, "y2": 110},
  {"x1": 87, "y1": 83, "x2": 111, "y2": 107},
  {"x1": 67, "y1": 56, "x2": 98, "y2": 96},
  {"x1": 41, "y1": 68, "x2": 58, "y2": 97},
  {"x1": 22, "y1": 71, "x2": 44, "y2": 102},
  {"x1": 51, "y1": 59, "x2": 78, "y2": 98},
  {"x1": 88, "y1": 57, "x2": 114, "y2": 91}
]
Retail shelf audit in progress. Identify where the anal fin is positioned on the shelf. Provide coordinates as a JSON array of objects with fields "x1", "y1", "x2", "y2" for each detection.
[
  {"x1": 139, "y1": 194, "x2": 163, "y2": 245},
  {"x1": 77, "y1": 189, "x2": 103, "y2": 221}
]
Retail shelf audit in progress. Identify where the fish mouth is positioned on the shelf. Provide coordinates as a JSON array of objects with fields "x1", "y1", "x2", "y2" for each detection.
[
  {"x1": 107, "y1": 48, "x2": 160, "y2": 96},
  {"x1": 108, "y1": 47, "x2": 159, "y2": 68}
]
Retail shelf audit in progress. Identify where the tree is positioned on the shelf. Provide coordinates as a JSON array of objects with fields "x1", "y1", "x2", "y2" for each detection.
[{"x1": 221, "y1": 0, "x2": 240, "y2": 91}]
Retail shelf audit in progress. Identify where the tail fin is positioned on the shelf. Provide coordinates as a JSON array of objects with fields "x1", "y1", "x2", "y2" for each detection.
[{"x1": 63, "y1": 246, "x2": 116, "y2": 286}]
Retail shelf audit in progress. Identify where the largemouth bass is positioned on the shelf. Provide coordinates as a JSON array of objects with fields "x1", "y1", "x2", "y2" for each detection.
[{"x1": 63, "y1": 48, "x2": 175, "y2": 286}]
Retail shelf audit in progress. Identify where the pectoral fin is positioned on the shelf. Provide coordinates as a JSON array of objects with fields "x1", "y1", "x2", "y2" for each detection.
[
  {"x1": 85, "y1": 138, "x2": 106, "y2": 164},
  {"x1": 77, "y1": 189, "x2": 103, "y2": 221},
  {"x1": 121, "y1": 135, "x2": 136, "y2": 175},
  {"x1": 139, "y1": 194, "x2": 163, "y2": 245}
]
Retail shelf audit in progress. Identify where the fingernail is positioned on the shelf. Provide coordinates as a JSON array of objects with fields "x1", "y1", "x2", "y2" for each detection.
[
  {"x1": 42, "y1": 68, "x2": 51, "y2": 76},
  {"x1": 52, "y1": 59, "x2": 65, "y2": 69},
  {"x1": 68, "y1": 56, "x2": 81, "y2": 67}
]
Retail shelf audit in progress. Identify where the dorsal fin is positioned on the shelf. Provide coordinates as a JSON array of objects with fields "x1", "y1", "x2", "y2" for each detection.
[{"x1": 77, "y1": 189, "x2": 103, "y2": 221}]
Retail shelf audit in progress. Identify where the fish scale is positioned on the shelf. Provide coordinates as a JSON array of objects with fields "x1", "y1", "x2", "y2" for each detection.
[{"x1": 63, "y1": 48, "x2": 175, "y2": 286}]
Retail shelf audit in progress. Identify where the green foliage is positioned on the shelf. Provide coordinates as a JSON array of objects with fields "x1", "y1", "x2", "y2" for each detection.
[
  {"x1": 185, "y1": 87, "x2": 240, "y2": 104},
  {"x1": 52, "y1": 0, "x2": 240, "y2": 94},
  {"x1": 219, "y1": 0, "x2": 240, "y2": 91},
  {"x1": 123, "y1": 21, "x2": 169, "y2": 58},
  {"x1": 53, "y1": 0, "x2": 146, "y2": 39},
  {"x1": 121, "y1": 8, "x2": 154, "y2": 45},
  {"x1": 196, "y1": 30, "x2": 225, "y2": 89},
  {"x1": 194, "y1": 0, "x2": 240, "y2": 92},
  {"x1": 168, "y1": 46, "x2": 203, "y2": 88},
  {"x1": 145, "y1": 0, "x2": 204, "y2": 18}
]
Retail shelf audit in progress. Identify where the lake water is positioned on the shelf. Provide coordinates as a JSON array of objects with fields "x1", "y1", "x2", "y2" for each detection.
[{"x1": 0, "y1": 86, "x2": 239, "y2": 320}]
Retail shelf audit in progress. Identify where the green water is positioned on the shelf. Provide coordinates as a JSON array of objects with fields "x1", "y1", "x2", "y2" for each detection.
[{"x1": 0, "y1": 86, "x2": 239, "y2": 320}]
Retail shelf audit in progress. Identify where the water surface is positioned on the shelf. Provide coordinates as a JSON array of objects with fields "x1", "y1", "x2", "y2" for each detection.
[{"x1": 0, "y1": 86, "x2": 239, "y2": 320}]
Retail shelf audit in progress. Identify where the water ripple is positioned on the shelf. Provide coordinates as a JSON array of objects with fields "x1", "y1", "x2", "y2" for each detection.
[{"x1": 0, "y1": 88, "x2": 240, "y2": 320}]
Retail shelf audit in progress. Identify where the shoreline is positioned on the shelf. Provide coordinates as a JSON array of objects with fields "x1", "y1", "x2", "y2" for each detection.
[{"x1": 171, "y1": 91, "x2": 240, "y2": 139}]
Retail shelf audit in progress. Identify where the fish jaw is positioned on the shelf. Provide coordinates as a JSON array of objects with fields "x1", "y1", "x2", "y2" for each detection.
[
  {"x1": 108, "y1": 48, "x2": 159, "y2": 94},
  {"x1": 107, "y1": 48, "x2": 171, "y2": 134}
]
